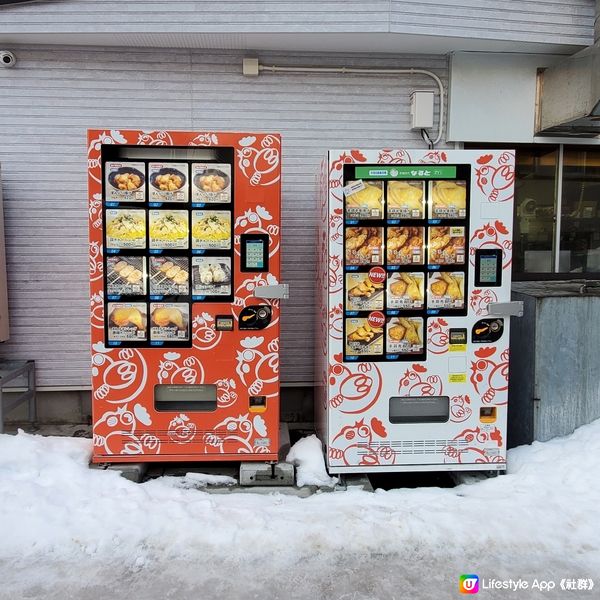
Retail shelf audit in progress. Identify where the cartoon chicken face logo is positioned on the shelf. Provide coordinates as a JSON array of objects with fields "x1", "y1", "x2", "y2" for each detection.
[{"x1": 475, "y1": 152, "x2": 515, "y2": 203}]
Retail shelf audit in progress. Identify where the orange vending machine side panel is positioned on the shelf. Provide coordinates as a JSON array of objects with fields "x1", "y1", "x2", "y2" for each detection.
[{"x1": 88, "y1": 130, "x2": 281, "y2": 463}]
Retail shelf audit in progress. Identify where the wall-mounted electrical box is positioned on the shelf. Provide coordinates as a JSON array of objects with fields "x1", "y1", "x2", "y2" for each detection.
[{"x1": 410, "y1": 90, "x2": 434, "y2": 130}]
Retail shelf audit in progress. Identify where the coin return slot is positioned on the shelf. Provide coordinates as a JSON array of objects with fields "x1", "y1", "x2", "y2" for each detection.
[
  {"x1": 155, "y1": 384, "x2": 217, "y2": 412},
  {"x1": 249, "y1": 395, "x2": 267, "y2": 412},
  {"x1": 479, "y1": 406, "x2": 497, "y2": 423}
]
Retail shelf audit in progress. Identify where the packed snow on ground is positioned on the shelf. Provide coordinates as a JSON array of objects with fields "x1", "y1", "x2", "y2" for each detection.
[
  {"x1": 285, "y1": 434, "x2": 338, "y2": 488},
  {"x1": 1, "y1": 421, "x2": 599, "y2": 600},
  {"x1": 179, "y1": 472, "x2": 237, "y2": 487}
]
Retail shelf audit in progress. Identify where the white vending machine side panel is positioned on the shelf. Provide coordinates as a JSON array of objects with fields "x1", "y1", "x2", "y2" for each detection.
[{"x1": 315, "y1": 154, "x2": 331, "y2": 448}]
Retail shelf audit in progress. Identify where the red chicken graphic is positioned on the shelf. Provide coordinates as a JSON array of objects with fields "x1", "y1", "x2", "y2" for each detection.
[
  {"x1": 470, "y1": 347, "x2": 509, "y2": 405},
  {"x1": 329, "y1": 417, "x2": 389, "y2": 466},
  {"x1": 443, "y1": 425, "x2": 505, "y2": 464},
  {"x1": 475, "y1": 152, "x2": 515, "y2": 202},
  {"x1": 469, "y1": 220, "x2": 512, "y2": 270}
]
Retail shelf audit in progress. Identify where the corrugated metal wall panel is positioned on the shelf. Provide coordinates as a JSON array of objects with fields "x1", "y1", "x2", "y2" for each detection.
[
  {"x1": 390, "y1": 0, "x2": 594, "y2": 44},
  {"x1": 0, "y1": 1, "x2": 390, "y2": 32},
  {"x1": 0, "y1": 46, "x2": 448, "y2": 387},
  {"x1": 0, "y1": 0, "x2": 594, "y2": 45}
]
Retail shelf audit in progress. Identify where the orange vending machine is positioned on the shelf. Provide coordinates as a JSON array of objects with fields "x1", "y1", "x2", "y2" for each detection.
[{"x1": 88, "y1": 130, "x2": 284, "y2": 463}]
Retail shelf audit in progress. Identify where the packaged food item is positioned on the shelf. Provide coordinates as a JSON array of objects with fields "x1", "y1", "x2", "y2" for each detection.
[
  {"x1": 105, "y1": 162, "x2": 146, "y2": 203},
  {"x1": 344, "y1": 180, "x2": 384, "y2": 220},
  {"x1": 387, "y1": 226, "x2": 424, "y2": 265},
  {"x1": 345, "y1": 313, "x2": 385, "y2": 356},
  {"x1": 428, "y1": 272, "x2": 465, "y2": 310},
  {"x1": 386, "y1": 317, "x2": 424, "y2": 354},
  {"x1": 429, "y1": 180, "x2": 467, "y2": 219},
  {"x1": 107, "y1": 302, "x2": 147, "y2": 342},
  {"x1": 346, "y1": 270, "x2": 385, "y2": 311},
  {"x1": 105, "y1": 209, "x2": 146, "y2": 249},
  {"x1": 149, "y1": 256, "x2": 189, "y2": 296},
  {"x1": 192, "y1": 210, "x2": 231, "y2": 250},
  {"x1": 386, "y1": 272, "x2": 424, "y2": 309},
  {"x1": 192, "y1": 257, "x2": 232, "y2": 297},
  {"x1": 192, "y1": 163, "x2": 231, "y2": 204},
  {"x1": 150, "y1": 302, "x2": 189, "y2": 341},
  {"x1": 387, "y1": 181, "x2": 425, "y2": 219},
  {"x1": 428, "y1": 226, "x2": 466, "y2": 265},
  {"x1": 345, "y1": 227, "x2": 383, "y2": 266},
  {"x1": 148, "y1": 162, "x2": 189, "y2": 203},
  {"x1": 149, "y1": 210, "x2": 189, "y2": 249},
  {"x1": 107, "y1": 256, "x2": 146, "y2": 296}
]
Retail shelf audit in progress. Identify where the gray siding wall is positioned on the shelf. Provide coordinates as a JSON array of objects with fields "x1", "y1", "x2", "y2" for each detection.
[
  {"x1": 390, "y1": 0, "x2": 594, "y2": 45},
  {"x1": 0, "y1": 0, "x2": 594, "y2": 45},
  {"x1": 0, "y1": 45, "x2": 448, "y2": 388}
]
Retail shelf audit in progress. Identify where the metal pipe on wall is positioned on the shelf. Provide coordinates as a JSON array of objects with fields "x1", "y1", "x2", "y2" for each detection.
[{"x1": 247, "y1": 61, "x2": 446, "y2": 146}]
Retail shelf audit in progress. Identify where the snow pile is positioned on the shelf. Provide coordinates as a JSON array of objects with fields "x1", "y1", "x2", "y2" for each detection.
[
  {"x1": 158, "y1": 472, "x2": 238, "y2": 490},
  {"x1": 0, "y1": 421, "x2": 599, "y2": 598},
  {"x1": 183, "y1": 472, "x2": 237, "y2": 487},
  {"x1": 285, "y1": 434, "x2": 338, "y2": 488}
]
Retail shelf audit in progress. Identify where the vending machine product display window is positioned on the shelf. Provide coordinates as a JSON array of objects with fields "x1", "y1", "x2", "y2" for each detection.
[
  {"x1": 341, "y1": 164, "x2": 471, "y2": 363},
  {"x1": 101, "y1": 146, "x2": 236, "y2": 349}
]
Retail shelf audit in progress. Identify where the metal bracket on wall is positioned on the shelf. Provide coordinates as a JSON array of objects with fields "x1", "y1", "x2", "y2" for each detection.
[
  {"x1": 487, "y1": 301, "x2": 524, "y2": 317},
  {"x1": 253, "y1": 284, "x2": 289, "y2": 299}
]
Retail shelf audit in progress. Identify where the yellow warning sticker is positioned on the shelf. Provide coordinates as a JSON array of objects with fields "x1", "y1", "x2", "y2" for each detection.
[
  {"x1": 448, "y1": 373, "x2": 467, "y2": 383},
  {"x1": 448, "y1": 344, "x2": 467, "y2": 353}
]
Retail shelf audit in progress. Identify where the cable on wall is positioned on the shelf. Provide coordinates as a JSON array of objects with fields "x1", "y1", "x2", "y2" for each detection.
[{"x1": 243, "y1": 59, "x2": 445, "y2": 147}]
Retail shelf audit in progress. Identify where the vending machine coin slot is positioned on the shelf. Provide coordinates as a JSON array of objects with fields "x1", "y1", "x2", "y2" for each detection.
[
  {"x1": 238, "y1": 305, "x2": 272, "y2": 330},
  {"x1": 472, "y1": 318, "x2": 504, "y2": 343}
]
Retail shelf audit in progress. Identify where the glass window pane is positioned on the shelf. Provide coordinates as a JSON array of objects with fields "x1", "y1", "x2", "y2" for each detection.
[
  {"x1": 559, "y1": 148, "x2": 600, "y2": 274},
  {"x1": 513, "y1": 147, "x2": 558, "y2": 274}
]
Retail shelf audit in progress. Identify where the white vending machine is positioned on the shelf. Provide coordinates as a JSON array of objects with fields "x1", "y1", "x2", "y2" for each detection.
[{"x1": 316, "y1": 149, "x2": 518, "y2": 473}]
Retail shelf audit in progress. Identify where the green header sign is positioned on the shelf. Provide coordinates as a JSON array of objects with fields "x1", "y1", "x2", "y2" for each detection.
[{"x1": 355, "y1": 166, "x2": 457, "y2": 179}]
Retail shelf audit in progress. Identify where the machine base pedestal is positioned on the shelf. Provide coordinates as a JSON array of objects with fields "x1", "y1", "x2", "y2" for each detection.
[
  {"x1": 90, "y1": 461, "x2": 149, "y2": 483},
  {"x1": 239, "y1": 461, "x2": 295, "y2": 486},
  {"x1": 337, "y1": 474, "x2": 374, "y2": 492}
]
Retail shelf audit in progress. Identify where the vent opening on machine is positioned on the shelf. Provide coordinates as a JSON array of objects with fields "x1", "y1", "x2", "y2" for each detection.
[
  {"x1": 389, "y1": 396, "x2": 450, "y2": 424},
  {"x1": 155, "y1": 384, "x2": 217, "y2": 412}
]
